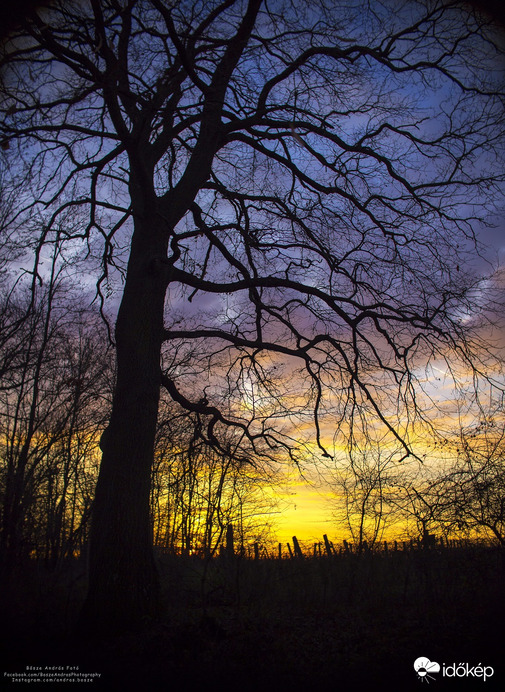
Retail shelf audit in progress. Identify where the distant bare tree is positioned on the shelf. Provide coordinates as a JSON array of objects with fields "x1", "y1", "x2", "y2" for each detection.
[
  {"x1": 416, "y1": 415, "x2": 505, "y2": 545},
  {"x1": 1, "y1": 0, "x2": 504, "y2": 629},
  {"x1": 151, "y1": 394, "x2": 279, "y2": 556},
  {"x1": 331, "y1": 446, "x2": 403, "y2": 550},
  {"x1": 0, "y1": 274, "x2": 110, "y2": 570}
]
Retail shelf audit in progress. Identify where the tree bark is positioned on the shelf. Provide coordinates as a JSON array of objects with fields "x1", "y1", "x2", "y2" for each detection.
[{"x1": 79, "y1": 209, "x2": 168, "y2": 633}]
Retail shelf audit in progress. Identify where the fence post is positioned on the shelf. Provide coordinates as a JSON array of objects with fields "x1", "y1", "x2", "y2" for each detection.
[
  {"x1": 323, "y1": 534, "x2": 333, "y2": 557},
  {"x1": 292, "y1": 535, "x2": 304, "y2": 558},
  {"x1": 287, "y1": 542, "x2": 294, "y2": 559},
  {"x1": 254, "y1": 542, "x2": 260, "y2": 561}
]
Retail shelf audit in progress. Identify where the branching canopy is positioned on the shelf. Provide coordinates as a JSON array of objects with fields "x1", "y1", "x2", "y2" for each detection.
[{"x1": 1, "y1": 0, "x2": 504, "y2": 467}]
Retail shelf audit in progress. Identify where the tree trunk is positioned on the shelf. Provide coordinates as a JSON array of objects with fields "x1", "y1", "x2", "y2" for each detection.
[
  {"x1": 77, "y1": 104, "x2": 221, "y2": 632},
  {"x1": 78, "y1": 211, "x2": 167, "y2": 634}
]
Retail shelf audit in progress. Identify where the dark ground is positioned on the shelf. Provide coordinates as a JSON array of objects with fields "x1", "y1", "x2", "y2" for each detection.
[{"x1": 1, "y1": 545, "x2": 504, "y2": 690}]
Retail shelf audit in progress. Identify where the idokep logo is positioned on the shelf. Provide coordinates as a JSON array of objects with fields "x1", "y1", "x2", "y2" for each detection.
[
  {"x1": 414, "y1": 657, "x2": 441, "y2": 683},
  {"x1": 414, "y1": 657, "x2": 495, "y2": 683}
]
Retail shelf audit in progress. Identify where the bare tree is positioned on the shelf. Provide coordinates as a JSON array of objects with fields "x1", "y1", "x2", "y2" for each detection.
[
  {"x1": 151, "y1": 394, "x2": 279, "y2": 556},
  {"x1": 412, "y1": 414, "x2": 505, "y2": 545},
  {"x1": 330, "y1": 446, "x2": 405, "y2": 550},
  {"x1": 0, "y1": 273, "x2": 110, "y2": 570},
  {"x1": 1, "y1": 0, "x2": 504, "y2": 630}
]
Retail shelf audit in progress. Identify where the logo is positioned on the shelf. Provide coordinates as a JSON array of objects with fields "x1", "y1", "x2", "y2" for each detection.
[
  {"x1": 414, "y1": 657, "x2": 495, "y2": 683},
  {"x1": 414, "y1": 657, "x2": 441, "y2": 683}
]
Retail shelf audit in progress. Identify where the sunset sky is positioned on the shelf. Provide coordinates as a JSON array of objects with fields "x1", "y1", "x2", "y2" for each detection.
[{"x1": 1, "y1": 0, "x2": 504, "y2": 564}]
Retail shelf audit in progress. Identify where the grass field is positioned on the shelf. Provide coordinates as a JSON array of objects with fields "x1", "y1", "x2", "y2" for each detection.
[{"x1": 1, "y1": 543, "x2": 503, "y2": 690}]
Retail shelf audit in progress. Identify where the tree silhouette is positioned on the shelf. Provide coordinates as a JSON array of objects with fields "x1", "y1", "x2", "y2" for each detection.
[
  {"x1": 1, "y1": 0, "x2": 503, "y2": 630},
  {"x1": 413, "y1": 415, "x2": 505, "y2": 545},
  {"x1": 0, "y1": 270, "x2": 110, "y2": 571}
]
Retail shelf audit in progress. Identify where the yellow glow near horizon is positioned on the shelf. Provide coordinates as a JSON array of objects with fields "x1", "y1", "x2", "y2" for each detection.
[{"x1": 273, "y1": 481, "x2": 337, "y2": 545}]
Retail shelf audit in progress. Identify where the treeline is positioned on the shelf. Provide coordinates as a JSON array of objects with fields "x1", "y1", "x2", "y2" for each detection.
[
  {"x1": 1, "y1": 275, "x2": 504, "y2": 571},
  {"x1": 0, "y1": 276, "x2": 276, "y2": 571},
  {"x1": 330, "y1": 421, "x2": 505, "y2": 550},
  {"x1": 0, "y1": 277, "x2": 108, "y2": 567}
]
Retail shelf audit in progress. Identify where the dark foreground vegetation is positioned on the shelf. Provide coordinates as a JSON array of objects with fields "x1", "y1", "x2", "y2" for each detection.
[{"x1": 1, "y1": 543, "x2": 503, "y2": 690}]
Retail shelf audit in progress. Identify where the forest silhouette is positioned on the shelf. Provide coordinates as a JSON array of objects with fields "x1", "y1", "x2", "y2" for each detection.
[{"x1": 1, "y1": 0, "x2": 504, "y2": 687}]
